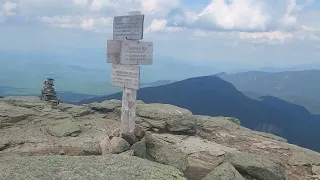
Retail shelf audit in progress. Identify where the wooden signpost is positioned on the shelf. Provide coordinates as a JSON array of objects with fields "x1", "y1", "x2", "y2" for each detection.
[{"x1": 107, "y1": 11, "x2": 153, "y2": 134}]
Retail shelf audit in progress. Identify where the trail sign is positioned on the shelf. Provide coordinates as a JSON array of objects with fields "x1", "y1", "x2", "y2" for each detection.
[
  {"x1": 107, "y1": 11, "x2": 152, "y2": 134},
  {"x1": 111, "y1": 64, "x2": 140, "y2": 90},
  {"x1": 113, "y1": 14, "x2": 144, "y2": 40},
  {"x1": 107, "y1": 40, "x2": 121, "y2": 63},
  {"x1": 120, "y1": 40, "x2": 153, "y2": 65}
]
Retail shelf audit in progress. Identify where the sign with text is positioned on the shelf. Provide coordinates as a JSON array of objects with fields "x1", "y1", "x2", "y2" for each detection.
[
  {"x1": 111, "y1": 64, "x2": 140, "y2": 90},
  {"x1": 107, "y1": 40, "x2": 121, "y2": 63},
  {"x1": 120, "y1": 41, "x2": 153, "y2": 65},
  {"x1": 113, "y1": 14, "x2": 144, "y2": 40}
]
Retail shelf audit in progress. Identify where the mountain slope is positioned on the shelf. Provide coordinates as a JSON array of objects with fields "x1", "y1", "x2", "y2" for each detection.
[
  {"x1": 77, "y1": 76, "x2": 320, "y2": 152},
  {"x1": 217, "y1": 70, "x2": 320, "y2": 114},
  {"x1": 140, "y1": 80, "x2": 175, "y2": 88}
]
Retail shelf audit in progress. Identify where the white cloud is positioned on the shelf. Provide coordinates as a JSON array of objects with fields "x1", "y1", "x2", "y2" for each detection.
[
  {"x1": 146, "y1": 19, "x2": 183, "y2": 33},
  {"x1": 189, "y1": 29, "x2": 295, "y2": 44},
  {"x1": 192, "y1": 29, "x2": 208, "y2": 37},
  {"x1": 89, "y1": 0, "x2": 140, "y2": 12},
  {"x1": 81, "y1": 17, "x2": 112, "y2": 30},
  {"x1": 149, "y1": 0, "x2": 320, "y2": 45},
  {"x1": 39, "y1": 15, "x2": 112, "y2": 31},
  {"x1": 73, "y1": 0, "x2": 88, "y2": 6},
  {"x1": 3, "y1": 1, "x2": 17, "y2": 12},
  {"x1": 165, "y1": 0, "x2": 315, "y2": 33},
  {"x1": 81, "y1": 18, "x2": 95, "y2": 30},
  {"x1": 18, "y1": 0, "x2": 72, "y2": 8},
  {"x1": 0, "y1": 1, "x2": 18, "y2": 17},
  {"x1": 166, "y1": 0, "x2": 272, "y2": 32},
  {"x1": 301, "y1": 25, "x2": 320, "y2": 32},
  {"x1": 40, "y1": 16, "x2": 77, "y2": 28},
  {"x1": 281, "y1": 0, "x2": 305, "y2": 28},
  {"x1": 1, "y1": 0, "x2": 320, "y2": 55},
  {"x1": 238, "y1": 31, "x2": 294, "y2": 44},
  {"x1": 309, "y1": 34, "x2": 320, "y2": 41},
  {"x1": 297, "y1": 25, "x2": 320, "y2": 41},
  {"x1": 90, "y1": 0, "x2": 109, "y2": 10},
  {"x1": 196, "y1": 0, "x2": 269, "y2": 31},
  {"x1": 141, "y1": 0, "x2": 180, "y2": 16}
]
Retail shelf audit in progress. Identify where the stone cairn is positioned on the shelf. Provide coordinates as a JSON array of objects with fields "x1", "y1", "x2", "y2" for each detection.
[{"x1": 40, "y1": 78, "x2": 61, "y2": 105}]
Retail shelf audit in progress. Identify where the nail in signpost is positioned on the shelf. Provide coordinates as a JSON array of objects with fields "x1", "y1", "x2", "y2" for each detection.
[{"x1": 107, "y1": 11, "x2": 153, "y2": 134}]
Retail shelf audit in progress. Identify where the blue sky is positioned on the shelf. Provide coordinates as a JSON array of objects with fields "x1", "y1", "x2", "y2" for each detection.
[{"x1": 0, "y1": 0, "x2": 320, "y2": 68}]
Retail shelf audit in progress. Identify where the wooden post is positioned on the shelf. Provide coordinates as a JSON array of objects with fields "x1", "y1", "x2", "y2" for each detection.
[
  {"x1": 121, "y1": 87, "x2": 137, "y2": 134},
  {"x1": 120, "y1": 11, "x2": 141, "y2": 134},
  {"x1": 108, "y1": 11, "x2": 151, "y2": 135}
]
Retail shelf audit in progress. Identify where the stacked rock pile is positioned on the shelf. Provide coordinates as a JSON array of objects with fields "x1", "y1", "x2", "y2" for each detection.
[
  {"x1": 40, "y1": 78, "x2": 61, "y2": 105},
  {"x1": 100, "y1": 125, "x2": 147, "y2": 158}
]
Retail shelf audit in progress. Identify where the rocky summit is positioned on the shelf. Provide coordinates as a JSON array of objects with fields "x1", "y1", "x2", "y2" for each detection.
[{"x1": 1, "y1": 96, "x2": 320, "y2": 180}]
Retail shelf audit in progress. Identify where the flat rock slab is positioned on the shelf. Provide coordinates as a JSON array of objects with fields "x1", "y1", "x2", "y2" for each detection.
[
  {"x1": 154, "y1": 134, "x2": 238, "y2": 156},
  {"x1": 251, "y1": 141, "x2": 289, "y2": 150},
  {"x1": 312, "y1": 166, "x2": 320, "y2": 175},
  {"x1": 67, "y1": 106, "x2": 94, "y2": 117},
  {"x1": 178, "y1": 136, "x2": 238, "y2": 156},
  {"x1": 47, "y1": 120, "x2": 81, "y2": 137},
  {"x1": 288, "y1": 146, "x2": 320, "y2": 166},
  {"x1": 0, "y1": 155, "x2": 186, "y2": 180},
  {"x1": 194, "y1": 116, "x2": 242, "y2": 131},
  {"x1": 137, "y1": 103, "x2": 193, "y2": 119},
  {"x1": 249, "y1": 131, "x2": 287, "y2": 143},
  {"x1": 187, "y1": 151, "x2": 225, "y2": 170},
  {"x1": 0, "y1": 102, "x2": 35, "y2": 124},
  {"x1": 87, "y1": 100, "x2": 122, "y2": 112},
  {"x1": 225, "y1": 152, "x2": 286, "y2": 180},
  {"x1": 1, "y1": 96, "x2": 45, "y2": 108},
  {"x1": 145, "y1": 133, "x2": 188, "y2": 172},
  {"x1": 203, "y1": 162, "x2": 245, "y2": 180},
  {"x1": 137, "y1": 104, "x2": 196, "y2": 134}
]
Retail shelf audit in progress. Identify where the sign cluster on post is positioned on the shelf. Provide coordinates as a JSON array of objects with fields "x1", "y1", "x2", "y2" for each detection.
[{"x1": 106, "y1": 11, "x2": 153, "y2": 134}]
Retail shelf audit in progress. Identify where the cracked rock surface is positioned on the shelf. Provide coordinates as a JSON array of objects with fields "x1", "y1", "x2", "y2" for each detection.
[{"x1": 0, "y1": 96, "x2": 320, "y2": 180}]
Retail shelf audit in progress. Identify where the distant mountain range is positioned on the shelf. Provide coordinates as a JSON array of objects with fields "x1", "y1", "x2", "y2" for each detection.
[
  {"x1": 2, "y1": 48, "x2": 320, "y2": 96},
  {"x1": 215, "y1": 70, "x2": 320, "y2": 114},
  {"x1": 76, "y1": 75, "x2": 320, "y2": 152},
  {"x1": 256, "y1": 64, "x2": 320, "y2": 72},
  {"x1": 0, "y1": 50, "x2": 215, "y2": 95},
  {"x1": 140, "y1": 80, "x2": 175, "y2": 88}
]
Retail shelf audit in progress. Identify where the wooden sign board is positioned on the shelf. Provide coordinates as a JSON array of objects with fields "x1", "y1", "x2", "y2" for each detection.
[
  {"x1": 113, "y1": 14, "x2": 144, "y2": 41},
  {"x1": 111, "y1": 64, "x2": 140, "y2": 90},
  {"x1": 107, "y1": 40, "x2": 121, "y2": 63},
  {"x1": 120, "y1": 41, "x2": 153, "y2": 65}
]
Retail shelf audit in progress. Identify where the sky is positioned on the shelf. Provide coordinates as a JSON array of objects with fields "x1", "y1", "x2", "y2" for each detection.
[{"x1": 0, "y1": 0, "x2": 320, "y2": 68}]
